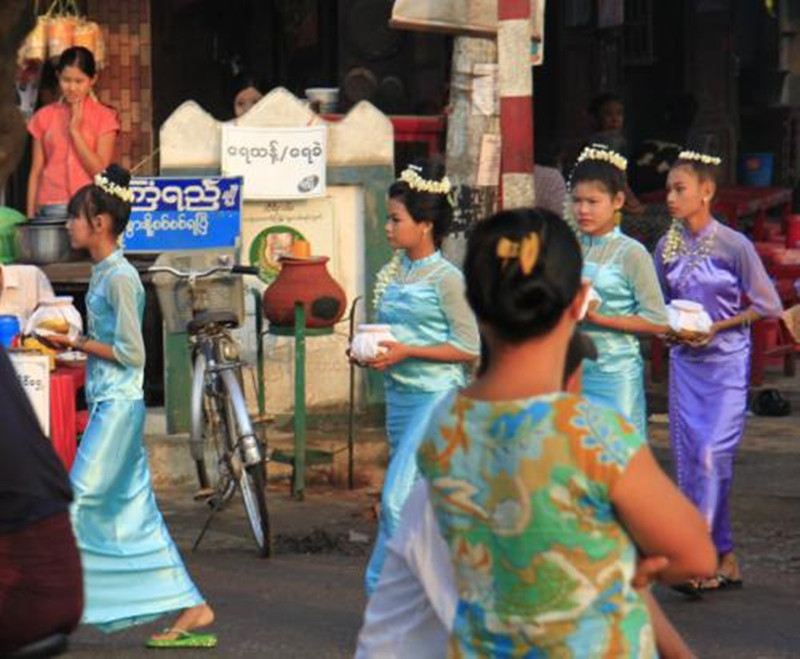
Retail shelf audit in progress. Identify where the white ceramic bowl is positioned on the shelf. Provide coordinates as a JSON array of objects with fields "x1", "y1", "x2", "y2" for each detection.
[
  {"x1": 668, "y1": 299, "x2": 712, "y2": 333},
  {"x1": 351, "y1": 324, "x2": 395, "y2": 362}
]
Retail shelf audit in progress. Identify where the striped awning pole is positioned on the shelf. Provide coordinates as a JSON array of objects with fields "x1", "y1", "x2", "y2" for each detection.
[{"x1": 498, "y1": 0, "x2": 535, "y2": 209}]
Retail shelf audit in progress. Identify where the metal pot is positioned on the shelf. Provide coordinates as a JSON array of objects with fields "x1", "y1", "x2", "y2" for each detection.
[{"x1": 16, "y1": 220, "x2": 84, "y2": 264}]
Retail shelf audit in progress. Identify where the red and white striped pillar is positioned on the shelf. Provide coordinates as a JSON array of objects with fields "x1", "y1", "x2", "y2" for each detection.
[{"x1": 498, "y1": 0, "x2": 535, "y2": 209}]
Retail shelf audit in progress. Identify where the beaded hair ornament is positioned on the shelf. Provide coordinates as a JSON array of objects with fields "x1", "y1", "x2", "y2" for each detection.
[
  {"x1": 94, "y1": 172, "x2": 134, "y2": 203},
  {"x1": 497, "y1": 232, "x2": 541, "y2": 275},
  {"x1": 677, "y1": 150, "x2": 722, "y2": 167},
  {"x1": 574, "y1": 144, "x2": 628, "y2": 174},
  {"x1": 399, "y1": 165, "x2": 457, "y2": 208}
]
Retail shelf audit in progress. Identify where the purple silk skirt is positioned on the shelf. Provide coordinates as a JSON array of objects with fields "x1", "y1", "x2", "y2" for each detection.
[{"x1": 668, "y1": 349, "x2": 749, "y2": 554}]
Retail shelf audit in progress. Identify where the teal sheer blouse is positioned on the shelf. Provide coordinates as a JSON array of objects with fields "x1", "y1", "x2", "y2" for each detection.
[
  {"x1": 377, "y1": 251, "x2": 480, "y2": 394},
  {"x1": 85, "y1": 250, "x2": 145, "y2": 403},
  {"x1": 580, "y1": 228, "x2": 667, "y2": 373}
]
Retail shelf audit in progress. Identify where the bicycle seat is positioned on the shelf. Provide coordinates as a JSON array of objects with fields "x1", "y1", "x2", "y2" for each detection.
[{"x1": 187, "y1": 310, "x2": 239, "y2": 334}]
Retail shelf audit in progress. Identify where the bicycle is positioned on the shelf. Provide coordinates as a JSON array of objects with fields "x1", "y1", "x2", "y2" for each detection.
[{"x1": 149, "y1": 257, "x2": 271, "y2": 558}]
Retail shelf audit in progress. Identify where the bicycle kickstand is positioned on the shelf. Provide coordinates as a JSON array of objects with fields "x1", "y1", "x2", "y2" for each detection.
[{"x1": 191, "y1": 494, "x2": 225, "y2": 553}]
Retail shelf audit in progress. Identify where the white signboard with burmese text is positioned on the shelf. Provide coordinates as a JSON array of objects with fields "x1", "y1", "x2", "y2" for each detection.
[
  {"x1": 10, "y1": 353, "x2": 50, "y2": 436},
  {"x1": 221, "y1": 125, "x2": 327, "y2": 201}
]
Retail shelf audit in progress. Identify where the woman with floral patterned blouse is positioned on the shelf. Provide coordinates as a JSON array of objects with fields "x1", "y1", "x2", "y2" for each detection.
[{"x1": 418, "y1": 208, "x2": 715, "y2": 657}]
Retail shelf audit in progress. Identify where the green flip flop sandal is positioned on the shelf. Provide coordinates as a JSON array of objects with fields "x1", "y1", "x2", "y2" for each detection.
[{"x1": 147, "y1": 628, "x2": 218, "y2": 649}]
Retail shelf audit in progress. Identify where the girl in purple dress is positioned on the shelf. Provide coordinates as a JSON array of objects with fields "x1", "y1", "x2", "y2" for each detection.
[{"x1": 655, "y1": 151, "x2": 782, "y2": 593}]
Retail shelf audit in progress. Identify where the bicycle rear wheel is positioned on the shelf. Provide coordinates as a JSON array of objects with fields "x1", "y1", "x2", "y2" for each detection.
[
  {"x1": 191, "y1": 352, "x2": 235, "y2": 502},
  {"x1": 202, "y1": 393, "x2": 237, "y2": 506}
]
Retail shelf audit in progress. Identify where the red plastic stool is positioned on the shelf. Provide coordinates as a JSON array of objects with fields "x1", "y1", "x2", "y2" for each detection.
[{"x1": 751, "y1": 317, "x2": 796, "y2": 386}]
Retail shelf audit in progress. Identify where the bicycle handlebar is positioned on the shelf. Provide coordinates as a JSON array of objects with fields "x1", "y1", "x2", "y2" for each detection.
[
  {"x1": 148, "y1": 264, "x2": 260, "y2": 279},
  {"x1": 231, "y1": 265, "x2": 260, "y2": 276}
]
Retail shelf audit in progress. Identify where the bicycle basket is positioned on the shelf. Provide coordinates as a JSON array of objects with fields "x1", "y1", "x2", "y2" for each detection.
[{"x1": 151, "y1": 250, "x2": 245, "y2": 334}]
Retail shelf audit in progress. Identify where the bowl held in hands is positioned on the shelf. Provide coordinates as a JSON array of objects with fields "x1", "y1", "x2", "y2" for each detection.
[{"x1": 350, "y1": 324, "x2": 396, "y2": 362}]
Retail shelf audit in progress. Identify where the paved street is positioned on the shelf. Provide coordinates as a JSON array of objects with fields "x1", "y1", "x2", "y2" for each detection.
[
  {"x1": 66, "y1": 374, "x2": 800, "y2": 658},
  {"x1": 68, "y1": 486, "x2": 374, "y2": 658}
]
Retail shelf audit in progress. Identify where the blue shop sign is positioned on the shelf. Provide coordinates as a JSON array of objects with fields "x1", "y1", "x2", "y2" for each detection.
[{"x1": 123, "y1": 176, "x2": 243, "y2": 252}]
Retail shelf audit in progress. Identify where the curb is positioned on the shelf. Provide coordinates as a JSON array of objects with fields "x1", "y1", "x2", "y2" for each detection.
[{"x1": 145, "y1": 427, "x2": 389, "y2": 489}]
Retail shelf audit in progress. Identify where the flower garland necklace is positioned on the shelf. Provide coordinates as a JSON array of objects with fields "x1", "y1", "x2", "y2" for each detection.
[
  {"x1": 661, "y1": 219, "x2": 718, "y2": 269},
  {"x1": 372, "y1": 250, "x2": 404, "y2": 313}
]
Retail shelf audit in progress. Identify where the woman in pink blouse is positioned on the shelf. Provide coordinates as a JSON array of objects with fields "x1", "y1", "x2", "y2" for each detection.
[{"x1": 27, "y1": 47, "x2": 119, "y2": 218}]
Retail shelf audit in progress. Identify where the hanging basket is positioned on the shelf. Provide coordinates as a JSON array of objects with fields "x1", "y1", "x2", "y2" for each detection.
[
  {"x1": 72, "y1": 21, "x2": 97, "y2": 52},
  {"x1": 17, "y1": 16, "x2": 49, "y2": 67},
  {"x1": 73, "y1": 21, "x2": 104, "y2": 67},
  {"x1": 47, "y1": 15, "x2": 76, "y2": 60},
  {"x1": 17, "y1": 0, "x2": 104, "y2": 71},
  {"x1": 93, "y1": 23, "x2": 106, "y2": 69}
]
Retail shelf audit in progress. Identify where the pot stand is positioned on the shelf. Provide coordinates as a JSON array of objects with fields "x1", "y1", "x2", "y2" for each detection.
[{"x1": 266, "y1": 303, "x2": 334, "y2": 501}]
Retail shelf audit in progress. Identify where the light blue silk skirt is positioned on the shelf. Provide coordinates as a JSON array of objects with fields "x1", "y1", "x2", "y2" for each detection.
[
  {"x1": 581, "y1": 359, "x2": 647, "y2": 437},
  {"x1": 364, "y1": 388, "x2": 450, "y2": 595},
  {"x1": 70, "y1": 400, "x2": 204, "y2": 632}
]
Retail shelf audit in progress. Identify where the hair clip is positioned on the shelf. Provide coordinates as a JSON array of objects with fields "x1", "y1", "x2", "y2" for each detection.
[
  {"x1": 497, "y1": 232, "x2": 540, "y2": 275},
  {"x1": 678, "y1": 150, "x2": 722, "y2": 166},
  {"x1": 94, "y1": 173, "x2": 134, "y2": 203}
]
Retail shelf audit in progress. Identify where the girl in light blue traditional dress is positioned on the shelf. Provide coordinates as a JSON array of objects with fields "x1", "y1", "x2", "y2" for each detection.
[
  {"x1": 569, "y1": 145, "x2": 668, "y2": 435},
  {"x1": 47, "y1": 165, "x2": 216, "y2": 649},
  {"x1": 362, "y1": 162, "x2": 480, "y2": 594}
]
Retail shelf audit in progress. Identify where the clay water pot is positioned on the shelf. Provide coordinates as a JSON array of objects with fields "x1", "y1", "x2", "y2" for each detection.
[{"x1": 262, "y1": 256, "x2": 346, "y2": 328}]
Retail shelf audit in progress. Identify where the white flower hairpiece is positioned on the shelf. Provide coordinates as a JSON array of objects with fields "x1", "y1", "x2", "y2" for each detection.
[
  {"x1": 576, "y1": 144, "x2": 628, "y2": 172},
  {"x1": 678, "y1": 150, "x2": 722, "y2": 166},
  {"x1": 399, "y1": 165, "x2": 453, "y2": 196},
  {"x1": 94, "y1": 173, "x2": 134, "y2": 203}
]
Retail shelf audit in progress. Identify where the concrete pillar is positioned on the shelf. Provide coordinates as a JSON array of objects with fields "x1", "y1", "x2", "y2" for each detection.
[
  {"x1": 443, "y1": 37, "x2": 499, "y2": 266},
  {"x1": 498, "y1": 0, "x2": 535, "y2": 209}
]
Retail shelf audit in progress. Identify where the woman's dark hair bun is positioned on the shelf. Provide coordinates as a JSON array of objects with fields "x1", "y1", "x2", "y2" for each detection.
[
  {"x1": 464, "y1": 208, "x2": 583, "y2": 343},
  {"x1": 67, "y1": 163, "x2": 133, "y2": 237},
  {"x1": 104, "y1": 163, "x2": 132, "y2": 188},
  {"x1": 388, "y1": 158, "x2": 453, "y2": 248}
]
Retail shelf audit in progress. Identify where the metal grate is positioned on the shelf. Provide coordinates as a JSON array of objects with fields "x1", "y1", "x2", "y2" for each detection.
[{"x1": 624, "y1": 0, "x2": 655, "y2": 65}]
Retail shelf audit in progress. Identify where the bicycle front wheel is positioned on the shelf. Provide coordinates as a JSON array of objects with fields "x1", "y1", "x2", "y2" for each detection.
[
  {"x1": 219, "y1": 370, "x2": 272, "y2": 558},
  {"x1": 239, "y1": 462, "x2": 272, "y2": 558}
]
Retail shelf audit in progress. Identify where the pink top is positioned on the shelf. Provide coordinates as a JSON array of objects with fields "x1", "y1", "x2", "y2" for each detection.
[{"x1": 28, "y1": 96, "x2": 120, "y2": 207}]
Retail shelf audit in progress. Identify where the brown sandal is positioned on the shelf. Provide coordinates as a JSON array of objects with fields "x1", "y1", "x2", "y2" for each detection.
[
  {"x1": 670, "y1": 580, "x2": 703, "y2": 600},
  {"x1": 698, "y1": 573, "x2": 743, "y2": 592}
]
